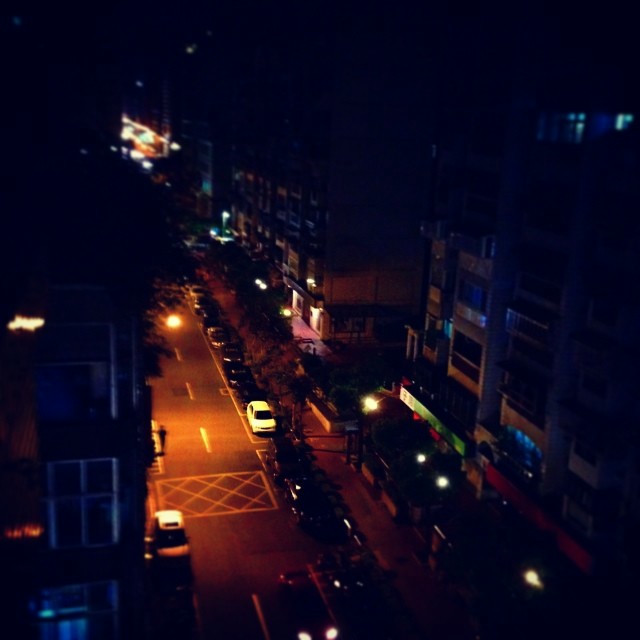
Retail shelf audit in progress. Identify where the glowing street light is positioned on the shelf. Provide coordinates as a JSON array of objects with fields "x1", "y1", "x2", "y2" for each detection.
[
  {"x1": 281, "y1": 308, "x2": 292, "y2": 317},
  {"x1": 523, "y1": 569, "x2": 543, "y2": 589},
  {"x1": 435, "y1": 475, "x2": 450, "y2": 489},
  {"x1": 363, "y1": 396, "x2": 379, "y2": 412},
  {"x1": 166, "y1": 315, "x2": 182, "y2": 329},
  {"x1": 416, "y1": 453, "x2": 427, "y2": 464}
]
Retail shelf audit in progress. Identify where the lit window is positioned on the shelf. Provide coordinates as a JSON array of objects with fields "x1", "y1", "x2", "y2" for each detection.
[
  {"x1": 537, "y1": 112, "x2": 586, "y2": 144},
  {"x1": 30, "y1": 581, "x2": 118, "y2": 638},
  {"x1": 615, "y1": 113, "x2": 634, "y2": 131}
]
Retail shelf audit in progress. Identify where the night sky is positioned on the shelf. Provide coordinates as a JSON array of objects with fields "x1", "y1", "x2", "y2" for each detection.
[{"x1": 1, "y1": 4, "x2": 636, "y2": 316}]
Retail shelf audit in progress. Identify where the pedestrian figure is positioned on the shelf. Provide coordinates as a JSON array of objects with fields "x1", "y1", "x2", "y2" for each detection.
[{"x1": 157, "y1": 425, "x2": 167, "y2": 455}]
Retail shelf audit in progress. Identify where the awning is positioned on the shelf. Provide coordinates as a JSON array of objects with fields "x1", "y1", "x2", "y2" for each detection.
[{"x1": 399, "y1": 385, "x2": 471, "y2": 457}]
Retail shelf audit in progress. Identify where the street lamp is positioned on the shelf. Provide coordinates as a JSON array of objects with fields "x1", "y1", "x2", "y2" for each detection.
[
  {"x1": 435, "y1": 475, "x2": 450, "y2": 489},
  {"x1": 362, "y1": 396, "x2": 379, "y2": 412},
  {"x1": 166, "y1": 314, "x2": 182, "y2": 329},
  {"x1": 523, "y1": 569, "x2": 543, "y2": 589},
  {"x1": 222, "y1": 210, "x2": 230, "y2": 235},
  {"x1": 416, "y1": 453, "x2": 427, "y2": 464}
]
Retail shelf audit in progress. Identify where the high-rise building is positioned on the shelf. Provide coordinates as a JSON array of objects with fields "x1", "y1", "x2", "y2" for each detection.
[{"x1": 401, "y1": 15, "x2": 639, "y2": 574}]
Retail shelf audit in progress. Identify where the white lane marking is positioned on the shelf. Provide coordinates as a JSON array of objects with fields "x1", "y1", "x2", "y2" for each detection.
[
  {"x1": 174, "y1": 347, "x2": 182, "y2": 361},
  {"x1": 251, "y1": 593, "x2": 271, "y2": 640},
  {"x1": 200, "y1": 427, "x2": 212, "y2": 453},
  {"x1": 186, "y1": 381, "x2": 194, "y2": 400}
]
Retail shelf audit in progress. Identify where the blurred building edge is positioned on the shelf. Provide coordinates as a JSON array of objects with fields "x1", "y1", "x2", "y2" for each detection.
[{"x1": 0, "y1": 283, "x2": 151, "y2": 639}]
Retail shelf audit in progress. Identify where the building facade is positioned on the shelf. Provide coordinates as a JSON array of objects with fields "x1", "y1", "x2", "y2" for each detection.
[
  {"x1": 1, "y1": 284, "x2": 151, "y2": 638},
  {"x1": 402, "y1": 19, "x2": 639, "y2": 574}
]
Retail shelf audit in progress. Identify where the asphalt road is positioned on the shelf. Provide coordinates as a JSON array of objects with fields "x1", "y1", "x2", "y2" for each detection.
[{"x1": 148, "y1": 297, "x2": 337, "y2": 640}]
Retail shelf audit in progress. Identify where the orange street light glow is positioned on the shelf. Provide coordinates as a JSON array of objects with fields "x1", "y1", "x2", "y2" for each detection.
[{"x1": 166, "y1": 315, "x2": 182, "y2": 328}]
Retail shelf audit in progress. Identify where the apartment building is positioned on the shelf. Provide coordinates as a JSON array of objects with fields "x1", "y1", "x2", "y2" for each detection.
[
  {"x1": 1, "y1": 284, "x2": 151, "y2": 638},
  {"x1": 229, "y1": 25, "x2": 431, "y2": 346},
  {"x1": 402, "y1": 19, "x2": 639, "y2": 574}
]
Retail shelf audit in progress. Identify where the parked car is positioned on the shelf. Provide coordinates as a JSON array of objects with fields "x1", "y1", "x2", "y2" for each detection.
[
  {"x1": 222, "y1": 362, "x2": 254, "y2": 389},
  {"x1": 188, "y1": 285, "x2": 209, "y2": 299},
  {"x1": 278, "y1": 569, "x2": 340, "y2": 640},
  {"x1": 221, "y1": 342, "x2": 244, "y2": 363},
  {"x1": 246, "y1": 399, "x2": 277, "y2": 434},
  {"x1": 195, "y1": 302, "x2": 220, "y2": 318},
  {"x1": 283, "y1": 478, "x2": 349, "y2": 541},
  {"x1": 201, "y1": 315, "x2": 222, "y2": 333},
  {"x1": 266, "y1": 436, "x2": 310, "y2": 484},
  {"x1": 207, "y1": 326, "x2": 230, "y2": 348},
  {"x1": 151, "y1": 510, "x2": 190, "y2": 559}
]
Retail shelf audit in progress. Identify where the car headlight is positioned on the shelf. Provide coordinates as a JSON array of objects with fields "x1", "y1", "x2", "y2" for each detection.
[{"x1": 326, "y1": 627, "x2": 339, "y2": 639}]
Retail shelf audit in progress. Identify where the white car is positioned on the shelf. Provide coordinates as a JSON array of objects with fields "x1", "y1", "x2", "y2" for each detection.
[
  {"x1": 152, "y1": 510, "x2": 190, "y2": 559},
  {"x1": 246, "y1": 400, "x2": 277, "y2": 434}
]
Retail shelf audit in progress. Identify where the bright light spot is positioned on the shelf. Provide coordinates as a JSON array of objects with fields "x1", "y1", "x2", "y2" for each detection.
[
  {"x1": 282, "y1": 308, "x2": 292, "y2": 317},
  {"x1": 435, "y1": 475, "x2": 450, "y2": 488},
  {"x1": 326, "y1": 628, "x2": 339, "y2": 640},
  {"x1": 121, "y1": 146, "x2": 129, "y2": 155},
  {"x1": 3, "y1": 523, "x2": 44, "y2": 539},
  {"x1": 259, "y1": 282, "x2": 268, "y2": 290},
  {"x1": 222, "y1": 210, "x2": 230, "y2": 220},
  {"x1": 298, "y1": 633, "x2": 312, "y2": 640},
  {"x1": 80, "y1": 148, "x2": 88, "y2": 155},
  {"x1": 130, "y1": 149, "x2": 145, "y2": 160},
  {"x1": 186, "y1": 43, "x2": 197, "y2": 54},
  {"x1": 110, "y1": 145, "x2": 118, "y2": 152},
  {"x1": 524, "y1": 569, "x2": 543, "y2": 589},
  {"x1": 170, "y1": 141, "x2": 181, "y2": 151},
  {"x1": 363, "y1": 396, "x2": 379, "y2": 411},
  {"x1": 306, "y1": 278, "x2": 315, "y2": 285},
  {"x1": 255, "y1": 278, "x2": 264, "y2": 286},
  {"x1": 333, "y1": 579, "x2": 341, "y2": 588},
  {"x1": 166, "y1": 315, "x2": 182, "y2": 329},
  {"x1": 135, "y1": 80, "x2": 144, "y2": 88},
  {"x1": 37, "y1": 610, "x2": 55, "y2": 619},
  {"x1": 142, "y1": 160, "x2": 153, "y2": 170},
  {"x1": 416, "y1": 453, "x2": 427, "y2": 464},
  {"x1": 121, "y1": 126, "x2": 134, "y2": 140},
  {"x1": 165, "y1": 182, "x2": 172, "y2": 187},
  {"x1": 7, "y1": 315, "x2": 45, "y2": 332}
]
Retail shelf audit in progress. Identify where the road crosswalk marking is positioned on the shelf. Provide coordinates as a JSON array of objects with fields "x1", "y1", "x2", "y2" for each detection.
[{"x1": 155, "y1": 471, "x2": 278, "y2": 516}]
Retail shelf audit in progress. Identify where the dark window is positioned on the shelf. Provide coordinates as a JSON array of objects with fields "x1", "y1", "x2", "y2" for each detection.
[
  {"x1": 519, "y1": 273, "x2": 563, "y2": 304},
  {"x1": 452, "y1": 331, "x2": 482, "y2": 367}
]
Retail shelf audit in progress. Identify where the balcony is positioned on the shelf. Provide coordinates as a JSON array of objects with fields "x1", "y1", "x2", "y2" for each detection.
[
  {"x1": 497, "y1": 360, "x2": 548, "y2": 425},
  {"x1": 506, "y1": 299, "x2": 555, "y2": 348},
  {"x1": 450, "y1": 352, "x2": 480, "y2": 383},
  {"x1": 427, "y1": 284, "x2": 453, "y2": 319},
  {"x1": 449, "y1": 229, "x2": 495, "y2": 260},
  {"x1": 423, "y1": 329, "x2": 450, "y2": 367},
  {"x1": 454, "y1": 301, "x2": 487, "y2": 329}
]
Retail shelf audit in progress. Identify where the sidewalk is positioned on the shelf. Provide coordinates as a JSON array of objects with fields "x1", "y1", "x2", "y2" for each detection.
[
  {"x1": 198, "y1": 268, "x2": 477, "y2": 639},
  {"x1": 300, "y1": 407, "x2": 477, "y2": 640}
]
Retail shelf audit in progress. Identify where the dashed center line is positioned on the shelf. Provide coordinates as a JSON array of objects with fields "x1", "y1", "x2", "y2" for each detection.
[{"x1": 200, "y1": 427, "x2": 212, "y2": 452}]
